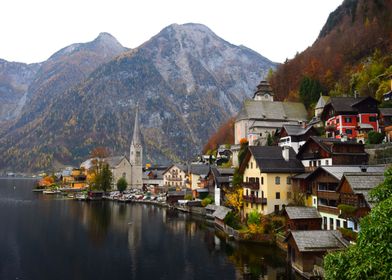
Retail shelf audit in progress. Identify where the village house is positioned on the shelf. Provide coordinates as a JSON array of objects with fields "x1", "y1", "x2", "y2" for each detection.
[
  {"x1": 284, "y1": 206, "x2": 322, "y2": 231},
  {"x1": 277, "y1": 124, "x2": 319, "y2": 153},
  {"x1": 336, "y1": 172, "x2": 385, "y2": 221},
  {"x1": 379, "y1": 107, "x2": 392, "y2": 142},
  {"x1": 233, "y1": 80, "x2": 307, "y2": 167},
  {"x1": 285, "y1": 230, "x2": 348, "y2": 278},
  {"x1": 162, "y1": 164, "x2": 188, "y2": 189},
  {"x1": 142, "y1": 167, "x2": 166, "y2": 194},
  {"x1": 239, "y1": 146, "x2": 304, "y2": 217},
  {"x1": 321, "y1": 96, "x2": 379, "y2": 141},
  {"x1": 206, "y1": 167, "x2": 234, "y2": 206},
  {"x1": 62, "y1": 168, "x2": 87, "y2": 188},
  {"x1": 303, "y1": 165, "x2": 385, "y2": 231},
  {"x1": 189, "y1": 164, "x2": 210, "y2": 199},
  {"x1": 296, "y1": 136, "x2": 369, "y2": 171}
]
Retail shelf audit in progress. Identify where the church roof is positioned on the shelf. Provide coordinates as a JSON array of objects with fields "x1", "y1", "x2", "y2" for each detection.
[
  {"x1": 104, "y1": 156, "x2": 129, "y2": 168},
  {"x1": 236, "y1": 99, "x2": 307, "y2": 122}
]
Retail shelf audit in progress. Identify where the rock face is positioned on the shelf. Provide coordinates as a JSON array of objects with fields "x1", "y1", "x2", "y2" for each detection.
[
  {"x1": 0, "y1": 23, "x2": 276, "y2": 171},
  {"x1": 0, "y1": 60, "x2": 40, "y2": 124}
]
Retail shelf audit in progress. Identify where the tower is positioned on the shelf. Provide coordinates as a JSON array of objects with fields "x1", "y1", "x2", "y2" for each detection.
[{"x1": 130, "y1": 104, "x2": 143, "y2": 189}]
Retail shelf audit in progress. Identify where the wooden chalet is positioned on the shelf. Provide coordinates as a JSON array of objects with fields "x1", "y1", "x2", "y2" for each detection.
[
  {"x1": 336, "y1": 172, "x2": 385, "y2": 220},
  {"x1": 286, "y1": 230, "x2": 348, "y2": 278},
  {"x1": 296, "y1": 136, "x2": 369, "y2": 171},
  {"x1": 284, "y1": 207, "x2": 322, "y2": 231}
]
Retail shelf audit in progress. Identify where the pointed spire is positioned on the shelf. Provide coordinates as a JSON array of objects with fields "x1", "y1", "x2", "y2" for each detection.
[{"x1": 132, "y1": 103, "x2": 141, "y2": 145}]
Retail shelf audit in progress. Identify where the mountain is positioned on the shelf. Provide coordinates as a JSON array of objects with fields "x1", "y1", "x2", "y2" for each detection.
[
  {"x1": 0, "y1": 60, "x2": 40, "y2": 124},
  {"x1": 270, "y1": 0, "x2": 392, "y2": 101},
  {"x1": 0, "y1": 23, "x2": 276, "y2": 171}
]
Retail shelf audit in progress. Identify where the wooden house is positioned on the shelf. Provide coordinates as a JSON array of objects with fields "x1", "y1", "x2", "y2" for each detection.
[
  {"x1": 284, "y1": 207, "x2": 322, "y2": 231},
  {"x1": 336, "y1": 172, "x2": 384, "y2": 220},
  {"x1": 278, "y1": 124, "x2": 319, "y2": 153},
  {"x1": 286, "y1": 230, "x2": 348, "y2": 277},
  {"x1": 296, "y1": 136, "x2": 368, "y2": 171}
]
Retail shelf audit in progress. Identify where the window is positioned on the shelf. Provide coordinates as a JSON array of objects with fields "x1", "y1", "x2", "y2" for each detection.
[
  {"x1": 275, "y1": 176, "x2": 280, "y2": 185},
  {"x1": 309, "y1": 161, "x2": 313, "y2": 167},
  {"x1": 336, "y1": 219, "x2": 341, "y2": 228},
  {"x1": 276, "y1": 192, "x2": 280, "y2": 199},
  {"x1": 122, "y1": 172, "x2": 126, "y2": 178},
  {"x1": 323, "y1": 217, "x2": 327, "y2": 230},
  {"x1": 346, "y1": 129, "x2": 353, "y2": 135},
  {"x1": 274, "y1": 205, "x2": 280, "y2": 213},
  {"x1": 246, "y1": 189, "x2": 249, "y2": 196},
  {"x1": 246, "y1": 177, "x2": 248, "y2": 182},
  {"x1": 343, "y1": 220, "x2": 348, "y2": 228},
  {"x1": 318, "y1": 160, "x2": 321, "y2": 166},
  {"x1": 251, "y1": 162, "x2": 253, "y2": 169},
  {"x1": 313, "y1": 198, "x2": 317, "y2": 205},
  {"x1": 325, "y1": 160, "x2": 329, "y2": 165},
  {"x1": 344, "y1": 117, "x2": 352, "y2": 123},
  {"x1": 261, "y1": 177, "x2": 264, "y2": 185},
  {"x1": 336, "y1": 118, "x2": 340, "y2": 124},
  {"x1": 286, "y1": 177, "x2": 291, "y2": 185},
  {"x1": 369, "y1": 116, "x2": 377, "y2": 122},
  {"x1": 287, "y1": 192, "x2": 292, "y2": 199},
  {"x1": 313, "y1": 160, "x2": 317, "y2": 167}
]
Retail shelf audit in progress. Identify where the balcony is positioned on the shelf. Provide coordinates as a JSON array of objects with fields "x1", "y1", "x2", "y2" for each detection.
[
  {"x1": 242, "y1": 182, "x2": 259, "y2": 190},
  {"x1": 317, "y1": 205, "x2": 340, "y2": 215},
  {"x1": 167, "y1": 177, "x2": 183, "y2": 182},
  {"x1": 317, "y1": 190, "x2": 340, "y2": 200},
  {"x1": 243, "y1": 195, "x2": 267, "y2": 205}
]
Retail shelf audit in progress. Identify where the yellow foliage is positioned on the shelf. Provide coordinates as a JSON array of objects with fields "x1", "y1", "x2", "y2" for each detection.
[
  {"x1": 225, "y1": 189, "x2": 243, "y2": 213},
  {"x1": 248, "y1": 223, "x2": 263, "y2": 234}
]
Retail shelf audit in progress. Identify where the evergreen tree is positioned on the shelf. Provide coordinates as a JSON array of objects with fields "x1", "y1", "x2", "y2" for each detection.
[
  {"x1": 299, "y1": 76, "x2": 323, "y2": 109},
  {"x1": 117, "y1": 177, "x2": 128, "y2": 193}
]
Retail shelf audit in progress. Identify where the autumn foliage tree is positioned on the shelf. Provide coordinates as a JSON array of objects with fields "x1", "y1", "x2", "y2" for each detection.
[{"x1": 203, "y1": 117, "x2": 235, "y2": 154}]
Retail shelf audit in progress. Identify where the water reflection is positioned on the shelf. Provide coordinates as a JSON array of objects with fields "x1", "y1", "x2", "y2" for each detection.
[{"x1": 0, "y1": 179, "x2": 291, "y2": 280}]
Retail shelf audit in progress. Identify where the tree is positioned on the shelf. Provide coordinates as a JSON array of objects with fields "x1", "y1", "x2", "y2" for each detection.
[
  {"x1": 367, "y1": 131, "x2": 383, "y2": 144},
  {"x1": 299, "y1": 76, "x2": 323, "y2": 109},
  {"x1": 225, "y1": 188, "x2": 243, "y2": 214},
  {"x1": 324, "y1": 167, "x2": 392, "y2": 279},
  {"x1": 100, "y1": 164, "x2": 113, "y2": 192},
  {"x1": 117, "y1": 177, "x2": 128, "y2": 193}
]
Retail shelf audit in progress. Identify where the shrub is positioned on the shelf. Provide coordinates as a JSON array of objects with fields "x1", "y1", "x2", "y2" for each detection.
[
  {"x1": 184, "y1": 194, "x2": 193, "y2": 200},
  {"x1": 247, "y1": 210, "x2": 261, "y2": 225},
  {"x1": 367, "y1": 131, "x2": 383, "y2": 144},
  {"x1": 224, "y1": 211, "x2": 241, "y2": 230},
  {"x1": 201, "y1": 196, "x2": 213, "y2": 207},
  {"x1": 116, "y1": 177, "x2": 128, "y2": 193}
]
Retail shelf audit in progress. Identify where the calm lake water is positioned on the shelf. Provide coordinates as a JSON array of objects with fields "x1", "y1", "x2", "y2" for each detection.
[{"x1": 0, "y1": 178, "x2": 294, "y2": 280}]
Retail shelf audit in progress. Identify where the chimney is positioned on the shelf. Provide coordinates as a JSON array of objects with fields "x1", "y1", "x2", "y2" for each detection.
[
  {"x1": 282, "y1": 146, "x2": 290, "y2": 162},
  {"x1": 354, "y1": 90, "x2": 358, "y2": 99}
]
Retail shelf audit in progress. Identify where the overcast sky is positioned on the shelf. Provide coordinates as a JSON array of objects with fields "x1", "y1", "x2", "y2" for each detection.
[{"x1": 1, "y1": 0, "x2": 342, "y2": 64}]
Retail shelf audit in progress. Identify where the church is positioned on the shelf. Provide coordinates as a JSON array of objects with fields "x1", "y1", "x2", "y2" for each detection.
[{"x1": 80, "y1": 105, "x2": 143, "y2": 189}]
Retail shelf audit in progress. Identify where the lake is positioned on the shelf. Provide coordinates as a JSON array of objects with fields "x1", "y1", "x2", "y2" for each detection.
[{"x1": 0, "y1": 178, "x2": 295, "y2": 280}]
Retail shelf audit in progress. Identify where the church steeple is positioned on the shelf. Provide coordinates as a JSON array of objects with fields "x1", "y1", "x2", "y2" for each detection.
[
  {"x1": 129, "y1": 103, "x2": 143, "y2": 189},
  {"x1": 132, "y1": 103, "x2": 141, "y2": 146}
]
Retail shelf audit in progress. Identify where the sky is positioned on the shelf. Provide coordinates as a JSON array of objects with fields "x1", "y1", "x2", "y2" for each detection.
[{"x1": 1, "y1": 0, "x2": 343, "y2": 64}]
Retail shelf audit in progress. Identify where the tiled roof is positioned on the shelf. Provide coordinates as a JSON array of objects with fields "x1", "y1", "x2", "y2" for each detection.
[
  {"x1": 249, "y1": 146, "x2": 304, "y2": 173},
  {"x1": 327, "y1": 97, "x2": 367, "y2": 113},
  {"x1": 236, "y1": 99, "x2": 307, "y2": 122},
  {"x1": 190, "y1": 164, "x2": 210, "y2": 175},
  {"x1": 285, "y1": 207, "x2": 321, "y2": 220},
  {"x1": 342, "y1": 172, "x2": 385, "y2": 208},
  {"x1": 213, "y1": 206, "x2": 232, "y2": 220},
  {"x1": 104, "y1": 156, "x2": 128, "y2": 168},
  {"x1": 320, "y1": 165, "x2": 385, "y2": 180},
  {"x1": 289, "y1": 230, "x2": 348, "y2": 252}
]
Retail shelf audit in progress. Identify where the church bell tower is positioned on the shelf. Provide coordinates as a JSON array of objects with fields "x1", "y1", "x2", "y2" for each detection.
[{"x1": 130, "y1": 104, "x2": 143, "y2": 189}]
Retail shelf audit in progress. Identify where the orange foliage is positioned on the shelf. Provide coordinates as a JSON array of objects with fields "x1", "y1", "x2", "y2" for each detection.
[
  {"x1": 90, "y1": 146, "x2": 110, "y2": 159},
  {"x1": 239, "y1": 138, "x2": 248, "y2": 145},
  {"x1": 38, "y1": 175, "x2": 55, "y2": 187},
  {"x1": 202, "y1": 117, "x2": 235, "y2": 153}
]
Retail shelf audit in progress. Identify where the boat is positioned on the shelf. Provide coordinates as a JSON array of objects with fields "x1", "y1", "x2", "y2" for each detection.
[
  {"x1": 75, "y1": 193, "x2": 87, "y2": 201},
  {"x1": 43, "y1": 189, "x2": 61, "y2": 194}
]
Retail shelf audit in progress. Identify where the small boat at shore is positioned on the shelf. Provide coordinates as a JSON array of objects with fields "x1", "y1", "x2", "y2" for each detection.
[{"x1": 43, "y1": 189, "x2": 61, "y2": 194}]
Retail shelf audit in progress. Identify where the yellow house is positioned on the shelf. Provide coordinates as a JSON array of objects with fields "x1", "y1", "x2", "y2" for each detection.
[{"x1": 239, "y1": 146, "x2": 304, "y2": 217}]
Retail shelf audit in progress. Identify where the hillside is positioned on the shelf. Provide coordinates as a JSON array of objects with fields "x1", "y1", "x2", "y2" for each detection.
[
  {"x1": 0, "y1": 23, "x2": 276, "y2": 171},
  {"x1": 270, "y1": 0, "x2": 392, "y2": 103}
]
